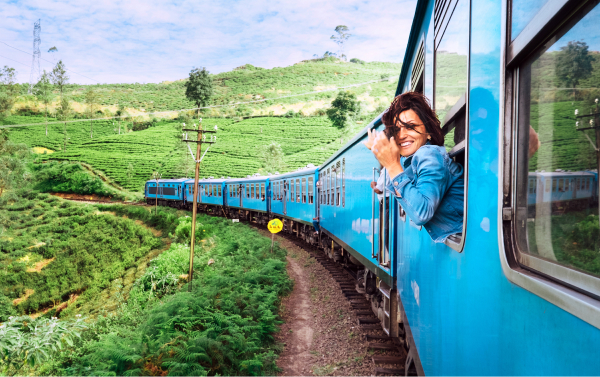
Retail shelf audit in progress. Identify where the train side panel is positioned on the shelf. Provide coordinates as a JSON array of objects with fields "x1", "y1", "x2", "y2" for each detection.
[
  {"x1": 394, "y1": 0, "x2": 600, "y2": 374},
  {"x1": 270, "y1": 169, "x2": 318, "y2": 224}
]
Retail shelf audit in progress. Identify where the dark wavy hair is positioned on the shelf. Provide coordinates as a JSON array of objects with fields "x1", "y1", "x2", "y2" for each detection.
[{"x1": 381, "y1": 92, "x2": 444, "y2": 147}]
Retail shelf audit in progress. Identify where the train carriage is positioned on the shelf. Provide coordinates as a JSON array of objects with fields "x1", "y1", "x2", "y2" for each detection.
[
  {"x1": 270, "y1": 166, "x2": 319, "y2": 242},
  {"x1": 388, "y1": 0, "x2": 600, "y2": 374},
  {"x1": 226, "y1": 175, "x2": 270, "y2": 225},
  {"x1": 144, "y1": 178, "x2": 187, "y2": 207},
  {"x1": 184, "y1": 177, "x2": 227, "y2": 215}
]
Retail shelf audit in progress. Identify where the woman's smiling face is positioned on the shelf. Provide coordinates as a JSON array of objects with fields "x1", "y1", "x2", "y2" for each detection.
[{"x1": 395, "y1": 109, "x2": 429, "y2": 157}]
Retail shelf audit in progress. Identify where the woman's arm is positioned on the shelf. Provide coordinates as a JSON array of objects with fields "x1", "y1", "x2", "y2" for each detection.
[{"x1": 386, "y1": 150, "x2": 448, "y2": 226}]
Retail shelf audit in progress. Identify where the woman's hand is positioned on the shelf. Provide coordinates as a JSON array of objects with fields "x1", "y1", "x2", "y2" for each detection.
[
  {"x1": 370, "y1": 131, "x2": 403, "y2": 179},
  {"x1": 363, "y1": 128, "x2": 377, "y2": 150}
]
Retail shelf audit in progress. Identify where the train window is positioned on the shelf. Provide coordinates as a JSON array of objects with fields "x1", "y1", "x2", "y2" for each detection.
[
  {"x1": 246, "y1": 184, "x2": 249, "y2": 198},
  {"x1": 326, "y1": 169, "x2": 330, "y2": 205},
  {"x1": 218, "y1": 185, "x2": 222, "y2": 197},
  {"x1": 434, "y1": 0, "x2": 469, "y2": 156},
  {"x1": 336, "y1": 161, "x2": 341, "y2": 206},
  {"x1": 342, "y1": 159, "x2": 345, "y2": 207},
  {"x1": 308, "y1": 177, "x2": 314, "y2": 204},
  {"x1": 302, "y1": 178, "x2": 306, "y2": 203},
  {"x1": 512, "y1": 1, "x2": 600, "y2": 296},
  {"x1": 511, "y1": 0, "x2": 550, "y2": 41},
  {"x1": 261, "y1": 183, "x2": 265, "y2": 200},
  {"x1": 296, "y1": 179, "x2": 300, "y2": 202},
  {"x1": 290, "y1": 181, "x2": 295, "y2": 202}
]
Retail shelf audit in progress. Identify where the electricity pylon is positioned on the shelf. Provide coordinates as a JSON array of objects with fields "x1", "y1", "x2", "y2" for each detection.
[{"x1": 29, "y1": 19, "x2": 41, "y2": 94}]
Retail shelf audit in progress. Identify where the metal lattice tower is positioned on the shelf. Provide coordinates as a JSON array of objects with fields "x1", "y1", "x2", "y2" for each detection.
[{"x1": 28, "y1": 19, "x2": 41, "y2": 94}]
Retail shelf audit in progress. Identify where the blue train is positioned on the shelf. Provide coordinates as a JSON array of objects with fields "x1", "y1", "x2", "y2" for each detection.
[{"x1": 146, "y1": 0, "x2": 600, "y2": 373}]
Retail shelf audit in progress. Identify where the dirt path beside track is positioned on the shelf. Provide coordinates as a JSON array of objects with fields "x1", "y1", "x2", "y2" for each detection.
[{"x1": 261, "y1": 231, "x2": 375, "y2": 376}]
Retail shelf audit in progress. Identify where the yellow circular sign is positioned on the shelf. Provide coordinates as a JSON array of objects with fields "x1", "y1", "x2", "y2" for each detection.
[{"x1": 268, "y1": 218, "x2": 283, "y2": 233}]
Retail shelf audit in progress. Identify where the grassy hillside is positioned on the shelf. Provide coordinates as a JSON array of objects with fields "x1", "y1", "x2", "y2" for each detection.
[
  {"x1": 7, "y1": 115, "x2": 346, "y2": 191},
  {"x1": 11, "y1": 59, "x2": 401, "y2": 118}
]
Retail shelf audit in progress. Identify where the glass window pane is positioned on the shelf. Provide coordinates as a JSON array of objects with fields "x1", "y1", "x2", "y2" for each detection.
[
  {"x1": 296, "y1": 179, "x2": 300, "y2": 202},
  {"x1": 511, "y1": 0, "x2": 551, "y2": 41},
  {"x1": 516, "y1": 3, "x2": 600, "y2": 280},
  {"x1": 435, "y1": 0, "x2": 469, "y2": 151},
  {"x1": 308, "y1": 177, "x2": 314, "y2": 204}
]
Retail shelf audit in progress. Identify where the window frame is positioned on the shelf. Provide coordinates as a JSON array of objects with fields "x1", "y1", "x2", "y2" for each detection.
[
  {"x1": 302, "y1": 177, "x2": 307, "y2": 203},
  {"x1": 308, "y1": 176, "x2": 314, "y2": 204},
  {"x1": 432, "y1": 0, "x2": 471, "y2": 252},
  {"x1": 501, "y1": 0, "x2": 600, "y2": 329}
]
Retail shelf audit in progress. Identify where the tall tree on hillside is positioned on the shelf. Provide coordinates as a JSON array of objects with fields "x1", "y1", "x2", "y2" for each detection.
[
  {"x1": 49, "y1": 60, "x2": 69, "y2": 97},
  {"x1": 0, "y1": 66, "x2": 18, "y2": 121},
  {"x1": 50, "y1": 60, "x2": 70, "y2": 149},
  {"x1": 184, "y1": 67, "x2": 213, "y2": 119},
  {"x1": 33, "y1": 71, "x2": 55, "y2": 136},
  {"x1": 85, "y1": 88, "x2": 100, "y2": 138},
  {"x1": 331, "y1": 25, "x2": 351, "y2": 61},
  {"x1": 556, "y1": 41, "x2": 596, "y2": 98},
  {"x1": 259, "y1": 142, "x2": 285, "y2": 175},
  {"x1": 327, "y1": 91, "x2": 359, "y2": 129},
  {"x1": 115, "y1": 104, "x2": 127, "y2": 134}
]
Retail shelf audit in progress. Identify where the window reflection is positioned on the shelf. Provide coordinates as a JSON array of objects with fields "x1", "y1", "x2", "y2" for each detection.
[
  {"x1": 435, "y1": 0, "x2": 469, "y2": 150},
  {"x1": 511, "y1": 0, "x2": 550, "y2": 41},
  {"x1": 516, "y1": 4, "x2": 600, "y2": 279}
]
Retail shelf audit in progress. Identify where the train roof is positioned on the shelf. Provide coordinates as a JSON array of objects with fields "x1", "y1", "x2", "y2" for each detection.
[
  {"x1": 269, "y1": 165, "x2": 319, "y2": 180},
  {"x1": 529, "y1": 171, "x2": 596, "y2": 178},
  {"x1": 226, "y1": 174, "x2": 270, "y2": 183},
  {"x1": 184, "y1": 177, "x2": 228, "y2": 184},
  {"x1": 145, "y1": 178, "x2": 188, "y2": 184}
]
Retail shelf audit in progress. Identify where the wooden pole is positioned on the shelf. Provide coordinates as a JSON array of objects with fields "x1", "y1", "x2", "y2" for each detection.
[
  {"x1": 188, "y1": 123, "x2": 203, "y2": 292},
  {"x1": 271, "y1": 233, "x2": 274, "y2": 253}
]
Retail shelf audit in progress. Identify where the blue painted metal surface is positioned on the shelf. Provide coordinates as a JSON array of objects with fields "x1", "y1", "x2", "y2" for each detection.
[
  {"x1": 183, "y1": 178, "x2": 227, "y2": 206},
  {"x1": 318, "y1": 122, "x2": 395, "y2": 284},
  {"x1": 270, "y1": 167, "x2": 318, "y2": 225},
  {"x1": 225, "y1": 176, "x2": 270, "y2": 212},
  {"x1": 145, "y1": 178, "x2": 187, "y2": 202},
  {"x1": 393, "y1": 0, "x2": 600, "y2": 374}
]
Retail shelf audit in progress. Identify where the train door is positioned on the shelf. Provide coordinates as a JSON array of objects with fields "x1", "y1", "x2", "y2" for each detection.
[
  {"x1": 283, "y1": 180, "x2": 287, "y2": 215},
  {"x1": 239, "y1": 184, "x2": 243, "y2": 207}
]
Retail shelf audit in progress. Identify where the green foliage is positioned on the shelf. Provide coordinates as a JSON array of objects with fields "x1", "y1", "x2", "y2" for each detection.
[
  {"x1": 95, "y1": 203, "x2": 186, "y2": 235},
  {"x1": 326, "y1": 91, "x2": 359, "y2": 128},
  {"x1": 259, "y1": 142, "x2": 285, "y2": 174},
  {"x1": 556, "y1": 41, "x2": 596, "y2": 93},
  {"x1": 49, "y1": 61, "x2": 69, "y2": 97},
  {"x1": 32, "y1": 161, "x2": 110, "y2": 196},
  {"x1": 0, "y1": 66, "x2": 19, "y2": 121},
  {"x1": 185, "y1": 67, "x2": 214, "y2": 114},
  {"x1": 0, "y1": 130, "x2": 30, "y2": 197},
  {"x1": 59, "y1": 216, "x2": 291, "y2": 376},
  {"x1": 349, "y1": 58, "x2": 365, "y2": 64},
  {"x1": 0, "y1": 315, "x2": 87, "y2": 375},
  {"x1": 0, "y1": 193, "x2": 163, "y2": 315},
  {"x1": 174, "y1": 216, "x2": 214, "y2": 243}
]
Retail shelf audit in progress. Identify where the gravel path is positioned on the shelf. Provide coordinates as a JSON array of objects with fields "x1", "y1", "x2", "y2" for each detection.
[{"x1": 264, "y1": 231, "x2": 377, "y2": 376}]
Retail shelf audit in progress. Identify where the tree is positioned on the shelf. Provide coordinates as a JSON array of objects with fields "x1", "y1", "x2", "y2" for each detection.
[
  {"x1": 85, "y1": 88, "x2": 99, "y2": 138},
  {"x1": 0, "y1": 66, "x2": 18, "y2": 121},
  {"x1": 56, "y1": 97, "x2": 72, "y2": 152},
  {"x1": 115, "y1": 104, "x2": 127, "y2": 134},
  {"x1": 50, "y1": 61, "x2": 70, "y2": 151},
  {"x1": 326, "y1": 91, "x2": 359, "y2": 129},
  {"x1": 556, "y1": 41, "x2": 596, "y2": 98},
  {"x1": 184, "y1": 67, "x2": 213, "y2": 119},
  {"x1": 259, "y1": 142, "x2": 285, "y2": 174},
  {"x1": 330, "y1": 25, "x2": 351, "y2": 61},
  {"x1": 126, "y1": 163, "x2": 134, "y2": 187},
  {"x1": 49, "y1": 60, "x2": 69, "y2": 97},
  {"x1": 33, "y1": 71, "x2": 55, "y2": 136}
]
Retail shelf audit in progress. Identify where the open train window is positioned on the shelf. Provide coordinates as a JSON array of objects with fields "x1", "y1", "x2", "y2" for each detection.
[
  {"x1": 433, "y1": 0, "x2": 470, "y2": 250},
  {"x1": 308, "y1": 177, "x2": 314, "y2": 204},
  {"x1": 296, "y1": 179, "x2": 300, "y2": 202},
  {"x1": 507, "y1": 0, "x2": 600, "y2": 300},
  {"x1": 336, "y1": 161, "x2": 341, "y2": 206}
]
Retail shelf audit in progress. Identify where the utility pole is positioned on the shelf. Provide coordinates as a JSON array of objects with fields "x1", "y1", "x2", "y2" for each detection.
[
  {"x1": 152, "y1": 171, "x2": 161, "y2": 214},
  {"x1": 181, "y1": 119, "x2": 217, "y2": 291},
  {"x1": 575, "y1": 98, "x2": 600, "y2": 228}
]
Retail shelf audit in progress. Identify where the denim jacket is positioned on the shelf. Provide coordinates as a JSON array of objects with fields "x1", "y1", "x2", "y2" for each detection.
[{"x1": 385, "y1": 144, "x2": 464, "y2": 242}]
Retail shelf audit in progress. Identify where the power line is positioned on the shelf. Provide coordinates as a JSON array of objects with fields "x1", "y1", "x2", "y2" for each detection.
[
  {"x1": 0, "y1": 53, "x2": 32, "y2": 68},
  {"x1": 1, "y1": 41, "x2": 101, "y2": 83},
  {"x1": 0, "y1": 77, "x2": 393, "y2": 129}
]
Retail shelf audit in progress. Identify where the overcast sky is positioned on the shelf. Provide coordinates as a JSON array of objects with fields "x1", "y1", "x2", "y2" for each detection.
[{"x1": 0, "y1": 0, "x2": 417, "y2": 85}]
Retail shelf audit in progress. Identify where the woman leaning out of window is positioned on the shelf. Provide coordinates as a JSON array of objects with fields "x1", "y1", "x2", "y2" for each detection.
[{"x1": 364, "y1": 92, "x2": 464, "y2": 242}]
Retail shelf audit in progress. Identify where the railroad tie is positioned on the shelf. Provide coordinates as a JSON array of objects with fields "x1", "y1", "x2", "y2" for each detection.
[
  {"x1": 365, "y1": 334, "x2": 391, "y2": 341},
  {"x1": 372, "y1": 356, "x2": 405, "y2": 365},
  {"x1": 374, "y1": 367, "x2": 405, "y2": 376},
  {"x1": 357, "y1": 317, "x2": 379, "y2": 325},
  {"x1": 368, "y1": 343, "x2": 398, "y2": 351}
]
